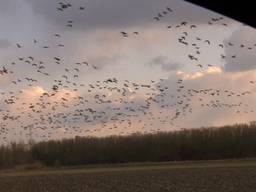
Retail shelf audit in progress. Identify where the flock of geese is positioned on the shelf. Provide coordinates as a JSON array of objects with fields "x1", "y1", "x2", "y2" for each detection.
[{"x1": 0, "y1": 0, "x2": 255, "y2": 143}]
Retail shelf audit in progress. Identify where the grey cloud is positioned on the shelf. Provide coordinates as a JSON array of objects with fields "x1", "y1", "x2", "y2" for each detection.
[
  {"x1": 155, "y1": 70, "x2": 256, "y2": 128},
  {"x1": 224, "y1": 26, "x2": 256, "y2": 72},
  {"x1": 26, "y1": 0, "x2": 162, "y2": 30},
  {"x1": 147, "y1": 56, "x2": 183, "y2": 71},
  {"x1": 0, "y1": 39, "x2": 11, "y2": 49},
  {"x1": 25, "y1": 0, "x2": 224, "y2": 31},
  {"x1": 0, "y1": 0, "x2": 19, "y2": 15}
]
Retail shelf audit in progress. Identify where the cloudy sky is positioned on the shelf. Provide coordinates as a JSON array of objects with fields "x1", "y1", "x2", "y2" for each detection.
[{"x1": 0, "y1": 0, "x2": 256, "y2": 144}]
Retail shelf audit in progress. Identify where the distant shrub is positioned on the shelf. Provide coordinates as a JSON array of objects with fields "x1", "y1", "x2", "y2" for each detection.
[
  {"x1": 31, "y1": 122, "x2": 256, "y2": 166},
  {"x1": 15, "y1": 161, "x2": 43, "y2": 171},
  {"x1": 1, "y1": 122, "x2": 256, "y2": 169}
]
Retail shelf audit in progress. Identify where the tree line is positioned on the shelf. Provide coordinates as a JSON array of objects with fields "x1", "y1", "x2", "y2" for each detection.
[{"x1": 1, "y1": 122, "x2": 256, "y2": 169}]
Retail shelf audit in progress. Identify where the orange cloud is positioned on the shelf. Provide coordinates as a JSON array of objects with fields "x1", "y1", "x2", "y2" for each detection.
[{"x1": 176, "y1": 66, "x2": 223, "y2": 80}]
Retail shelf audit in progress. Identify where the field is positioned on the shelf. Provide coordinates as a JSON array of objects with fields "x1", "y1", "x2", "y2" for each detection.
[{"x1": 1, "y1": 159, "x2": 256, "y2": 192}]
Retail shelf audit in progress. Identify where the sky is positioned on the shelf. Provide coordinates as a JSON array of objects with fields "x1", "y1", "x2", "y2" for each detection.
[{"x1": 0, "y1": 0, "x2": 256, "y2": 144}]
